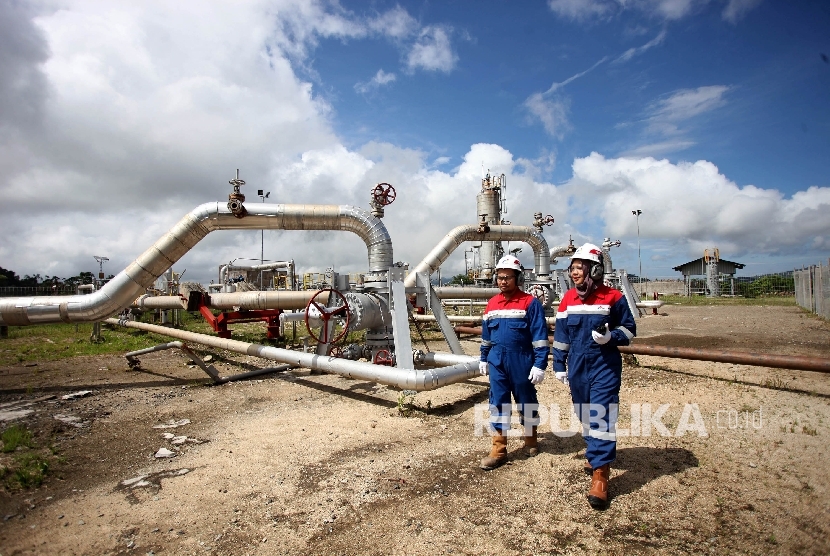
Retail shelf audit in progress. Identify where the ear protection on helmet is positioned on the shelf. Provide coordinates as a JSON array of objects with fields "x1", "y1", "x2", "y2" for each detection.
[{"x1": 589, "y1": 256, "x2": 604, "y2": 281}]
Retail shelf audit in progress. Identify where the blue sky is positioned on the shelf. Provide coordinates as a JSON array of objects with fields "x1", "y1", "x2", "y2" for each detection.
[{"x1": 1, "y1": 0, "x2": 828, "y2": 284}]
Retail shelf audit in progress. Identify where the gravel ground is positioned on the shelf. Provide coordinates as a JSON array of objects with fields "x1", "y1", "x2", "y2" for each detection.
[{"x1": 0, "y1": 303, "x2": 829, "y2": 555}]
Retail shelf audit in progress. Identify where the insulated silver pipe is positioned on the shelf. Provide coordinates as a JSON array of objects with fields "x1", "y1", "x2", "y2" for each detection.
[
  {"x1": 106, "y1": 318, "x2": 478, "y2": 391},
  {"x1": 205, "y1": 291, "x2": 322, "y2": 311},
  {"x1": 550, "y1": 244, "x2": 575, "y2": 264},
  {"x1": 0, "y1": 202, "x2": 391, "y2": 326},
  {"x1": 133, "y1": 295, "x2": 187, "y2": 310},
  {"x1": 219, "y1": 260, "x2": 293, "y2": 286},
  {"x1": 131, "y1": 291, "x2": 323, "y2": 311},
  {"x1": 404, "y1": 224, "x2": 550, "y2": 287},
  {"x1": 433, "y1": 287, "x2": 499, "y2": 299}
]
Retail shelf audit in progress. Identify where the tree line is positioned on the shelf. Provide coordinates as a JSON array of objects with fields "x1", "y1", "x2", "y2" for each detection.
[{"x1": 0, "y1": 267, "x2": 104, "y2": 288}]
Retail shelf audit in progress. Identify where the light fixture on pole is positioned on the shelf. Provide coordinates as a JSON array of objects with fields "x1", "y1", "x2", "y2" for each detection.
[
  {"x1": 631, "y1": 209, "x2": 642, "y2": 294},
  {"x1": 257, "y1": 189, "x2": 270, "y2": 290},
  {"x1": 93, "y1": 255, "x2": 109, "y2": 284}
]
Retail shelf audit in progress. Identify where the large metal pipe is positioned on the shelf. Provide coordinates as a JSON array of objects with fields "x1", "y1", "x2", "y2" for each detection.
[
  {"x1": 404, "y1": 224, "x2": 551, "y2": 287},
  {"x1": 434, "y1": 287, "x2": 499, "y2": 299},
  {"x1": 450, "y1": 326, "x2": 830, "y2": 374},
  {"x1": 204, "y1": 291, "x2": 322, "y2": 311},
  {"x1": 107, "y1": 318, "x2": 478, "y2": 391},
  {"x1": 1, "y1": 202, "x2": 391, "y2": 326},
  {"x1": 618, "y1": 344, "x2": 830, "y2": 374},
  {"x1": 219, "y1": 260, "x2": 293, "y2": 288},
  {"x1": 549, "y1": 244, "x2": 575, "y2": 265},
  {"x1": 131, "y1": 291, "x2": 324, "y2": 311}
]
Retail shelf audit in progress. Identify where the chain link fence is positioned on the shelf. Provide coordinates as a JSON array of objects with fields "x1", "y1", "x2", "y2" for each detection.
[
  {"x1": 0, "y1": 286, "x2": 80, "y2": 297},
  {"x1": 795, "y1": 264, "x2": 830, "y2": 321}
]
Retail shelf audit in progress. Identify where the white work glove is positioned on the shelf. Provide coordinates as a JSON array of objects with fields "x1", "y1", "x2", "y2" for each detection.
[
  {"x1": 554, "y1": 371, "x2": 569, "y2": 386},
  {"x1": 591, "y1": 323, "x2": 612, "y2": 345},
  {"x1": 528, "y1": 366, "x2": 545, "y2": 385},
  {"x1": 479, "y1": 361, "x2": 489, "y2": 376}
]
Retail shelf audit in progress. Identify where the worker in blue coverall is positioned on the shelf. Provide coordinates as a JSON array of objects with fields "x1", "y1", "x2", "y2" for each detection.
[
  {"x1": 552, "y1": 243, "x2": 636, "y2": 509},
  {"x1": 479, "y1": 255, "x2": 550, "y2": 470}
]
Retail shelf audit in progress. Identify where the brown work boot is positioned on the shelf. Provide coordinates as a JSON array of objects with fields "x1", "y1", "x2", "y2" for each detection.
[
  {"x1": 479, "y1": 431, "x2": 508, "y2": 470},
  {"x1": 522, "y1": 426, "x2": 539, "y2": 457},
  {"x1": 587, "y1": 464, "x2": 610, "y2": 509}
]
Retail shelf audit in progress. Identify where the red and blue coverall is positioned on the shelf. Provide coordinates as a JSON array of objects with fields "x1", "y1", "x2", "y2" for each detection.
[
  {"x1": 552, "y1": 284, "x2": 636, "y2": 468},
  {"x1": 481, "y1": 290, "x2": 550, "y2": 433}
]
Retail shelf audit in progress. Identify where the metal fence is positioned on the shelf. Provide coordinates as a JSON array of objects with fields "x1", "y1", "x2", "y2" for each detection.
[
  {"x1": 795, "y1": 264, "x2": 830, "y2": 321},
  {"x1": 638, "y1": 273, "x2": 795, "y2": 297},
  {"x1": 0, "y1": 286, "x2": 80, "y2": 297}
]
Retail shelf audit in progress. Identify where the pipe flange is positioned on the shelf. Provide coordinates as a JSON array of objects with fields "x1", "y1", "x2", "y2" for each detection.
[{"x1": 227, "y1": 194, "x2": 247, "y2": 218}]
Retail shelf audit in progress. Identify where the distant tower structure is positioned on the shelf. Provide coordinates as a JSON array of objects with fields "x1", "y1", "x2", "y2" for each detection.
[
  {"x1": 704, "y1": 248, "x2": 720, "y2": 297},
  {"x1": 476, "y1": 171, "x2": 506, "y2": 284}
]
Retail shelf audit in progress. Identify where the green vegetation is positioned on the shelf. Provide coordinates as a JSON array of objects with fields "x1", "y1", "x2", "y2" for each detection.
[
  {"x1": 0, "y1": 322, "x2": 177, "y2": 366},
  {"x1": 1, "y1": 425, "x2": 33, "y2": 453},
  {"x1": 659, "y1": 294, "x2": 797, "y2": 307},
  {"x1": 448, "y1": 273, "x2": 474, "y2": 286},
  {"x1": 0, "y1": 425, "x2": 56, "y2": 490}
]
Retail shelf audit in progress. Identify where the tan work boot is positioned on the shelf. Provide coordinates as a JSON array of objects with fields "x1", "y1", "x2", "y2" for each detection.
[
  {"x1": 479, "y1": 431, "x2": 508, "y2": 470},
  {"x1": 522, "y1": 426, "x2": 539, "y2": 457},
  {"x1": 587, "y1": 464, "x2": 610, "y2": 509}
]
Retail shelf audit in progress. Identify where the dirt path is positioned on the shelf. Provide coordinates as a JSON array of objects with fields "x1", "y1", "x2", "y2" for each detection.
[{"x1": 0, "y1": 304, "x2": 829, "y2": 555}]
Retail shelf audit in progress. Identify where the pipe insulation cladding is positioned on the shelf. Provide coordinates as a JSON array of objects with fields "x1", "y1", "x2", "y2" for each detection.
[
  {"x1": 106, "y1": 318, "x2": 480, "y2": 391},
  {"x1": 404, "y1": 224, "x2": 551, "y2": 288},
  {"x1": 0, "y1": 202, "x2": 392, "y2": 326}
]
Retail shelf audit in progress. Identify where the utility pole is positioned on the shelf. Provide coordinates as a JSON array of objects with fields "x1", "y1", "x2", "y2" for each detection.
[
  {"x1": 257, "y1": 189, "x2": 270, "y2": 290},
  {"x1": 631, "y1": 210, "x2": 642, "y2": 294}
]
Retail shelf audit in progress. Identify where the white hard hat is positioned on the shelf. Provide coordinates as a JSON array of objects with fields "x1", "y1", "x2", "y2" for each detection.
[
  {"x1": 571, "y1": 243, "x2": 602, "y2": 265},
  {"x1": 495, "y1": 255, "x2": 523, "y2": 272}
]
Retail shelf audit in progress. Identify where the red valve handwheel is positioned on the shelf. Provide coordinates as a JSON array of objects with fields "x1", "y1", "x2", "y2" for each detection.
[
  {"x1": 371, "y1": 183, "x2": 397, "y2": 206},
  {"x1": 373, "y1": 349, "x2": 394, "y2": 366},
  {"x1": 304, "y1": 288, "x2": 351, "y2": 345}
]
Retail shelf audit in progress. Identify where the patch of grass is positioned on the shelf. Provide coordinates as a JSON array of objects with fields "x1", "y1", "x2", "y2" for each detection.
[
  {"x1": 1, "y1": 425, "x2": 33, "y2": 453},
  {"x1": 659, "y1": 295, "x2": 797, "y2": 307},
  {"x1": 397, "y1": 390, "x2": 418, "y2": 417},
  {"x1": 11, "y1": 453, "x2": 49, "y2": 488},
  {"x1": 0, "y1": 323, "x2": 179, "y2": 366}
]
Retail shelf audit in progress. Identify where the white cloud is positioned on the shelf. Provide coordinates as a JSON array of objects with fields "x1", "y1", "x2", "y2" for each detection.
[
  {"x1": 523, "y1": 93, "x2": 571, "y2": 139},
  {"x1": 354, "y1": 69, "x2": 396, "y2": 94},
  {"x1": 367, "y1": 5, "x2": 419, "y2": 39},
  {"x1": 549, "y1": 0, "x2": 751, "y2": 23},
  {"x1": 615, "y1": 29, "x2": 667, "y2": 62},
  {"x1": 547, "y1": 0, "x2": 618, "y2": 21},
  {"x1": 645, "y1": 85, "x2": 730, "y2": 135},
  {"x1": 406, "y1": 26, "x2": 457, "y2": 73},
  {"x1": 722, "y1": 0, "x2": 763, "y2": 23},
  {"x1": 563, "y1": 153, "x2": 830, "y2": 260}
]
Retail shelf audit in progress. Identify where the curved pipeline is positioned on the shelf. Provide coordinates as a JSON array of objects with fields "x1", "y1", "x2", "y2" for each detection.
[
  {"x1": 107, "y1": 318, "x2": 478, "y2": 391},
  {"x1": 404, "y1": 225, "x2": 551, "y2": 288},
  {"x1": 0, "y1": 202, "x2": 392, "y2": 326},
  {"x1": 433, "y1": 287, "x2": 499, "y2": 300},
  {"x1": 549, "y1": 244, "x2": 575, "y2": 265}
]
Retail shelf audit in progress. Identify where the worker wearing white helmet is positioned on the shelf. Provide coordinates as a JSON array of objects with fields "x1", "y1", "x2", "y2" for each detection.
[
  {"x1": 479, "y1": 255, "x2": 550, "y2": 470},
  {"x1": 552, "y1": 243, "x2": 636, "y2": 509}
]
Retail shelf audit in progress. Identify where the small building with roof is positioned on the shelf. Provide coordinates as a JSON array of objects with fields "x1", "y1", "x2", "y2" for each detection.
[{"x1": 672, "y1": 249, "x2": 745, "y2": 296}]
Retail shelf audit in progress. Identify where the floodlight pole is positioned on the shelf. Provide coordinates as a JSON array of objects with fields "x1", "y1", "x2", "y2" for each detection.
[
  {"x1": 632, "y1": 210, "x2": 642, "y2": 294},
  {"x1": 257, "y1": 189, "x2": 270, "y2": 290}
]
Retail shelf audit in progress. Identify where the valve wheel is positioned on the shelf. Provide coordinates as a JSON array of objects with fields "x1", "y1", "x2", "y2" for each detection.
[
  {"x1": 543, "y1": 214, "x2": 555, "y2": 226},
  {"x1": 373, "y1": 349, "x2": 394, "y2": 366},
  {"x1": 371, "y1": 183, "x2": 396, "y2": 206},
  {"x1": 305, "y1": 288, "x2": 351, "y2": 345}
]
